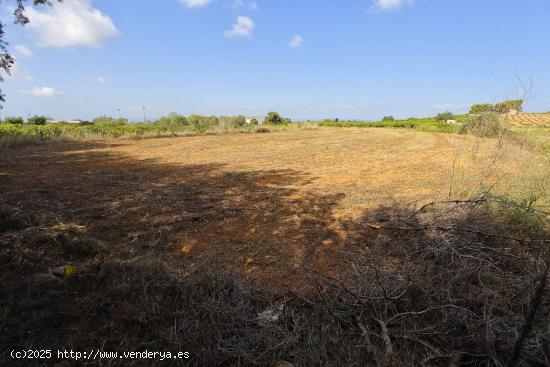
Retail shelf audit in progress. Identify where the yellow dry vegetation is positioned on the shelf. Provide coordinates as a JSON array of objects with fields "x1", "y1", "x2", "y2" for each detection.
[
  {"x1": 503, "y1": 113, "x2": 550, "y2": 127},
  {"x1": 111, "y1": 127, "x2": 544, "y2": 218}
]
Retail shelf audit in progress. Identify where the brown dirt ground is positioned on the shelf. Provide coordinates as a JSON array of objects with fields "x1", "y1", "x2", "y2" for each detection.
[
  {"x1": 0, "y1": 128, "x2": 541, "y2": 287},
  {"x1": 504, "y1": 112, "x2": 550, "y2": 127}
]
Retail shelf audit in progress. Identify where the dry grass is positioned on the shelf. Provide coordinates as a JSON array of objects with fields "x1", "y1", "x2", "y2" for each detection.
[
  {"x1": 1, "y1": 128, "x2": 547, "y2": 284},
  {"x1": 1, "y1": 128, "x2": 548, "y2": 365},
  {"x1": 109, "y1": 128, "x2": 546, "y2": 215}
]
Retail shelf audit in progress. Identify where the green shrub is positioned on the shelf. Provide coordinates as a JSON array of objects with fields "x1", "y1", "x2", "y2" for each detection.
[
  {"x1": 218, "y1": 115, "x2": 247, "y2": 129},
  {"x1": 265, "y1": 112, "x2": 284, "y2": 125},
  {"x1": 27, "y1": 115, "x2": 47, "y2": 125},
  {"x1": 459, "y1": 112, "x2": 504, "y2": 137},
  {"x1": 155, "y1": 113, "x2": 188, "y2": 128},
  {"x1": 93, "y1": 115, "x2": 128, "y2": 126},
  {"x1": 1, "y1": 115, "x2": 268, "y2": 147},
  {"x1": 470, "y1": 103, "x2": 495, "y2": 114},
  {"x1": 495, "y1": 99, "x2": 523, "y2": 114},
  {"x1": 249, "y1": 118, "x2": 259, "y2": 126},
  {"x1": 231, "y1": 115, "x2": 246, "y2": 127},
  {"x1": 382, "y1": 116, "x2": 394, "y2": 121},
  {"x1": 3, "y1": 116, "x2": 24, "y2": 125},
  {"x1": 228, "y1": 115, "x2": 246, "y2": 127},
  {"x1": 435, "y1": 112, "x2": 455, "y2": 122},
  {"x1": 416, "y1": 122, "x2": 456, "y2": 133},
  {"x1": 318, "y1": 115, "x2": 468, "y2": 134},
  {"x1": 188, "y1": 115, "x2": 218, "y2": 132}
]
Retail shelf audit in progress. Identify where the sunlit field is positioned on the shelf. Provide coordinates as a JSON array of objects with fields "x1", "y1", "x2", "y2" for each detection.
[{"x1": 1, "y1": 125, "x2": 549, "y2": 365}]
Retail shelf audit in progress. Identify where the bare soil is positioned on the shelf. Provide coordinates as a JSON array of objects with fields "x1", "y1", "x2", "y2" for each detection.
[
  {"x1": 1, "y1": 128, "x2": 547, "y2": 366},
  {"x1": 0, "y1": 128, "x2": 539, "y2": 285}
]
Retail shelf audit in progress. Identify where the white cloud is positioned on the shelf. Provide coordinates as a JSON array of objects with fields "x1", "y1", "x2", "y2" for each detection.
[
  {"x1": 25, "y1": 0, "x2": 118, "y2": 48},
  {"x1": 228, "y1": 0, "x2": 258, "y2": 11},
  {"x1": 373, "y1": 0, "x2": 414, "y2": 11},
  {"x1": 224, "y1": 16, "x2": 254, "y2": 38},
  {"x1": 14, "y1": 44, "x2": 33, "y2": 57},
  {"x1": 22, "y1": 86, "x2": 64, "y2": 97},
  {"x1": 96, "y1": 76, "x2": 108, "y2": 83},
  {"x1": 289, "y1": 34, "x2": 304, "y2": 48},
  {"x1": 180, "y1": 0, "x2": 212, "y2": 8}
]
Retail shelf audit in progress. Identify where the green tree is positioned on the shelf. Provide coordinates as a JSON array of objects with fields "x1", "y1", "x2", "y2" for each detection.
[
  {"x1": 2, "y1": 116, "x2": 24, "y2": 124},
  {"x1": 264, "y1": 112, "x2": 282, "y2": 125},
  {"x1": 436, "y1": 112, "x2": 455, "y2": 122},
  {"x1": 469, "y1": 103, "x2": 495, "y2": 114},
  {"x1": 231, "y1": 115, "x2": 246, "y2": 127},
  {"x1": 188, "y1": 115, "x2": 218, "y2": 131},
  {"x1": 156, "y1": 113, "x2": 188, "y2": 127},
  {"x1": 265, "y1": 112, "x2": 283, "y2": 125},
  {"x1": 495, "y1": 99, "x2": 523, "y2": 114},
  {"x1": 27, "y1": 115, "x2": 47, "y2": 125},
  {"x1": 218, "y1": 115, "x2": 245, "y2": 128},
  {"x1": 93, "y1": 115, "x2": 128, "y2": 126},
  {"x1": 1, "y1": 1, "x2": 59, "y2": 106},
  {"x1": 382, "y1": 116, "x2": 394, "y2": 121}
]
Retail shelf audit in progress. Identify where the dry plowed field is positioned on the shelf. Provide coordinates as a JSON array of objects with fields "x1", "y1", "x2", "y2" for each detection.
[
  {"x1": 0, "y1": 128, "x2": 542, "y2": 285},
  {"x1": 504, "y1": 112, "x2": 550, "y2": 127}
]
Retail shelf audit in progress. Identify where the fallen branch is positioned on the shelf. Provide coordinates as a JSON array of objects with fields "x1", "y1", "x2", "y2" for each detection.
[
  {"x1": 387, "y1": 304, "x2": 477, "y2": 324},
  {"x1": 375, "y1": 318, "x2": 393, "y2": 366}
]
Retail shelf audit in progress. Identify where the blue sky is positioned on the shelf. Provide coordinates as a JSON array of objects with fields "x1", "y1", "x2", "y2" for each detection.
[{"x1": 1, "y1": 0, "x2": 549, "y2": 121}]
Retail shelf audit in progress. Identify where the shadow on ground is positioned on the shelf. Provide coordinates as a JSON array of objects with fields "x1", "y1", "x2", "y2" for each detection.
[{"x1": 0, "y1": 142, "x2": 548, "y2": 366}]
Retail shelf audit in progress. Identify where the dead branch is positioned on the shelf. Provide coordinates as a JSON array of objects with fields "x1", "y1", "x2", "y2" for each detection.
[
  {"x1": 375, "y1": 318, "x2": 393, "y2": 366},
  {"x1": 387, "y1": 304, "x2": 477, "y2": 324}
]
